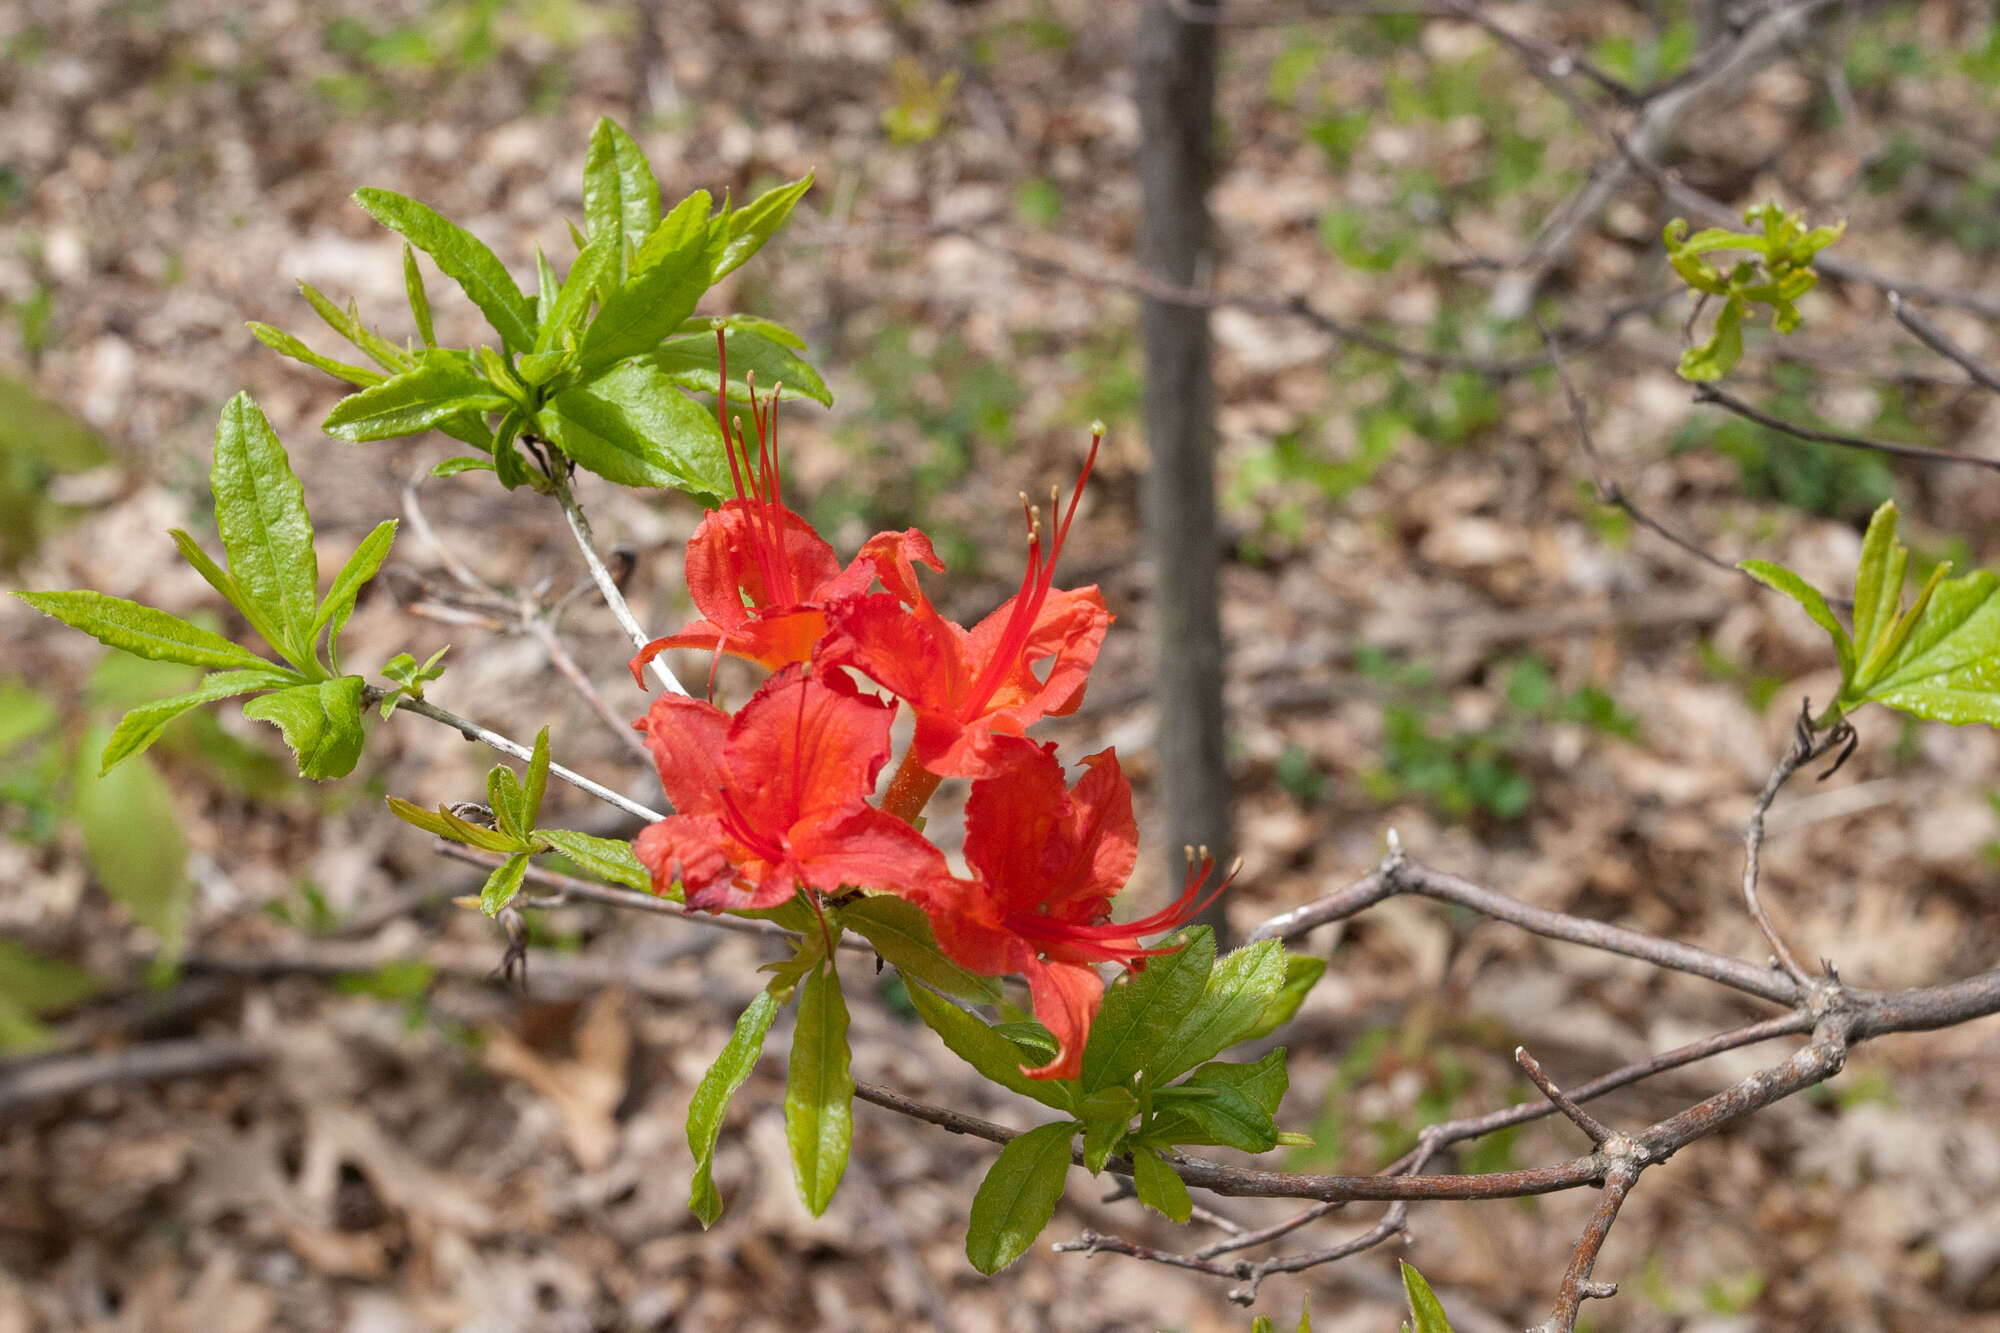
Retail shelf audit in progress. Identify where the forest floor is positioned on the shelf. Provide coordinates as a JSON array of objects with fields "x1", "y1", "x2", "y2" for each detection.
[{"x1": 6, "y1": 1, "x2": 2000, "y2": 1330}]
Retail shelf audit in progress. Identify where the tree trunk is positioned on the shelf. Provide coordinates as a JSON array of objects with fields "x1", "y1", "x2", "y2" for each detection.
[{"x1": 1135, "y1": 0, "x2": 1232, "y2": 938}]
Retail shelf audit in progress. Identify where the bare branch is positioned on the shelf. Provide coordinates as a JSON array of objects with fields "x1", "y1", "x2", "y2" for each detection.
[
  {"x1": 1246, "y1": 847, "x2": 1803, "y2": 1006},
  {"x1": 435, "y1": 842, "x2": 878, "y2": 956},
  {"x1": 392, "y1": 695, "x2": 665, "y2": 824},
  {"x1": 1741, "y1": 703, "x2": 1853, "y2": 990},
  {"x1": 1693, "y1": 384, "x2": 2000, "y2": 474},
  {"x1": 1535, "y1": 311, "x2": 1749, "y2": 580},
  {"x1": 1515, "y1": 1047, "x2": 1615, "y2": 1147},
  {"x1": 1889, "y1": 292, "x2": 2000, "y2": 395},
  {"x1": 547, "y1": 464, "x2": 689, "y2": 697},
  {"x1": 1531, "y1": 1155, "x2": 1639, "y2": 1333},
  {"x1": 0, "y1": 1036, "x2": 266, "y2": 1114}
]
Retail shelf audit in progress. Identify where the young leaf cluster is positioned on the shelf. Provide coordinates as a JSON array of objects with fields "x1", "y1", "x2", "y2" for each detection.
[
  {"x1": 15, "y1": 394, "x2": 399, "y2": 780},
  {"x1": 385, "y1": 726, "x2": 650, "y2": 915},
  {"x1": 1744, "y1": 500, "x2": 2000, "y2": 726},
  {"x1": 1666, "y1": 203, "x2": 1844, "y2": 381},
  {"x1": 251, "y1": 118, "x2": 823, "y2": 502},
  {"x1": 898, "y1": 927, "x2": 1323, "y2": 1273}
]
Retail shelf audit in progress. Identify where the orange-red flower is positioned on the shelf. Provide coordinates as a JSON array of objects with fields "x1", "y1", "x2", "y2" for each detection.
[
  {"x1": 820, "y1": 434, "x2": 1108, "y2": 780},
  {"x1": 634, "y1": 668, "x2": 948, "y2": 913},
  {"x1": 917, "y1": 737, "x2": 1227, "y2": 1080},
  {"x1": 629, "y1": 336, "x2": 940, "y2": 685}
]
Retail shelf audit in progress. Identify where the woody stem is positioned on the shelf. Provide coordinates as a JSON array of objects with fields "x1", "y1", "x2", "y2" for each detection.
[{"x1": 882, "y1": 747, "x2": 945, "y2": 826}]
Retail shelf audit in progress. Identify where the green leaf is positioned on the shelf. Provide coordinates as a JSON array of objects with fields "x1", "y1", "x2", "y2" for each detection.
[
  {"x1": 100, "y1": 669, "x2": 300, "y2": 774},
  {"x1": 538, "y1": 829, "x2": 652, "y2": 893},
  {"x1": 841, "y1": 895, "x2": 1001, "y2": 1002},
  {"x1": 403, "y1": 243, "x2": 437, "y2": 349},
  {"x1": 14, "y1": 591, "x2": 274, "y2": 673},
  {"x1": 311, "y1": 520, "x2": 397, "y2": 668},
  {"x1": 430, "y1": 456, "x2": 495, "y2": 478},
  {"x1": 353, "y1": 188, "x2": 535, "y2": 351},
  {"x1": 297, "y1": 281, "x2": 406, "y2": 372},
  {"x1": 522, "y1": 725, "x2": 550, "y2": 828},
  {"x1": 242, "y1": 676, "x2": 368, "y2": 779},
  {"x1": 687, "y1": 990, "x2": 780, "y2": 1226},
  {"x1": 1852, "y1": 501, "x2": 1907, "y2": 671},
  {"x1": 1144, "y1": 1081, "x2": 1279, "y2": 1153},
  {"x1": 166, "y1": 529, "x2": 286, "y2": 651},
  {"x1": 1678, "y1": 293, "x2": 1745, "y2": 381},
  {"x1": 582, "y1": 118, "x2": 661, "y2": 281},
  {"x1": 534, "y1": 233, "x2": 617, "y2": 357},
  {"x1": 1741, "y1": 559, "x2": 1855, "y2": 682},
  {"x1": 1401, "y1": 1262, "x2": 1456, "y2": 1333},
  {"x1": 1187, "y1": 1046, "x2": 1290, "y2": 1118},
  {"x1": 578, "y1": 192, "x2": 715, "y2": 374},
  {"x1": 211, "y1": 393, "x2": 321, "y2": 656},
  {"x1": 786, "y1": 962, "x2": 855, "y2": 1215},
  {"x1": 1077, "y1": 1086, "x2": 1137, "y2": 1173},
  {"x1": 246, "y1": 322, "x2": 385, "y2": 387},
  {"x1": 540, "y1": 360, "x2": 728, "y2": 496},
  {"x1": 651, "y1": 326, "x2": 833, "y2": 408},
  {"x1": 1238, "y1": 954, "x2": 1327, "y2": 1043},
  {"x1": 714, "y1": 174, "x2": 812, "y2": 281},
  {"x1": 1147, "y1": 939, "x2": 1288, "y2": 1084},
  {"x1": 384, "y1": 795, "x2": 461, "y2": 840},
  {"x1": 490, "y1": 409, "x2": 533, "y2": 492},
  {"x1": 0, "y1": 936, "x2": 100, "y2": 1015},
  {"x1": 1082, "y1": 926, "x2": 1215, "y2": 1092},
  {"x1": 1130, "y1": 1146, "x2": 1192, "y2": 1223},
  {"x1": 322, "y1": 352, "x2": 509, "y2": 443},
  {"x1": 488, "y1": 764, "x2": 529, "y2": 842},
  {"x1": 385, "y1": 795, "x2": 522, "y2": 853},
  {"x1": 688, "y1": 313, "x2": 808, "y2": 350},
  {"x1": 480, "y1": 852, "x2": 530, "y2": 915},
  {"x1": 74, "y1": 733, "x2": 190, "y2": 952},
  {"x1": 906, "y1": 983, "x2": 1075, "y2": 1112},
  {"x1": 966, "y1": 1120, "x2": 1076, "y2": 1274}
]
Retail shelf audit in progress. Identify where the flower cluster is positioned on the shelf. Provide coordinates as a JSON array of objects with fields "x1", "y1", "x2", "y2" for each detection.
[{"x1": 629, "y1": 334, "x2": 1228, "y2": 1079}]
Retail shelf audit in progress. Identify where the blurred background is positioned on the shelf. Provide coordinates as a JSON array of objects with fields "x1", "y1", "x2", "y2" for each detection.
[{"x1": 4, "y1": 1, "x2": 2000, "y2": 1328}]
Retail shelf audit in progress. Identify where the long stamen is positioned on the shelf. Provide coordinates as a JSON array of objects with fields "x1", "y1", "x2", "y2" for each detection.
[{"x1": 958, "y1": 426, "x2": 1103, "y2": 718}]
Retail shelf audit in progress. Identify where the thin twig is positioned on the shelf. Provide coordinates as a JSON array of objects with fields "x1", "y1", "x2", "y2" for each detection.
[
  {"x1": 1694, "y1": 384, "x2": 2000, "y2": 473},
  {"x1": 548, "y1": 464, "x2": 689, "y2": 697},
  {"x1": 1742, "y1": 704, "x2": 1853, "y2": 989},
  {"x1": 1888, "y1": 291, "x2": 2000, "y2": 395},
  {"x1": 523, "y1": 615, "x2": 653, "y2": 760},
  {"x1": 1515, "y1": 1047, "x2": 1616, "y2": 1146},
  {"x1": 1246, "y1": 848, "x2": 1803, "y2": 1006},
  {"x1": 1534, "y1": 311, "x2": 1748, "y2": 580},
  {"x1": 394, "y1": 695, "x2": 665, "y2": 824},
  {"x1": 1532, "y1": 1156, "x2": 1639, "y2": 1333},
  {"x1": 0, "y1": 1036, "x2": 266, "y2": 1113},
  {"x1": 435, "y1": 842, "x2": 877, "y2": 956}
]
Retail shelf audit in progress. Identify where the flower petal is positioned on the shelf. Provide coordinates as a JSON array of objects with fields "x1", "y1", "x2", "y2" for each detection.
[
  {"x1": 634, "y1": 812, "x2": 734, "y2": 901},
  {"x1": 638, "y1": 693, "x2": 730, "y2": 815},
  {"x1": 1019, "y1": 957, "x2": 1104, "y2": 1081},
  {"x1": 725, "y1": 668, "x2": 899, "y2": 828},
  {"x1": 789, "y1": 804, "x2": 950, "y2": 900},
  {"x1": 684, "y1": 499, "x2": 842, "y2": 628}
]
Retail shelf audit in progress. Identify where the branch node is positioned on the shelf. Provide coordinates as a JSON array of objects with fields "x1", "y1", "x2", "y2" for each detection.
[{"x1": 1579, "y1": 1281, "x2": 1618, "y2": 1301}]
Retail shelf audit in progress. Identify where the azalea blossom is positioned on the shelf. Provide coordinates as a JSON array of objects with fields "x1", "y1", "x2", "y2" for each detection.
[
  {"x1": 634, "y1": 667, "x2": 947, "y2": 913},
  {"x1": 917, "y1": 737, "x2": 1230, "y2": 1080},
  {"x1": 822, "y1": 430, "x2": 1110, "y2": 793},
  {"x1": 629, "y1": 336, "x2": 940, "y2": 685}
]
